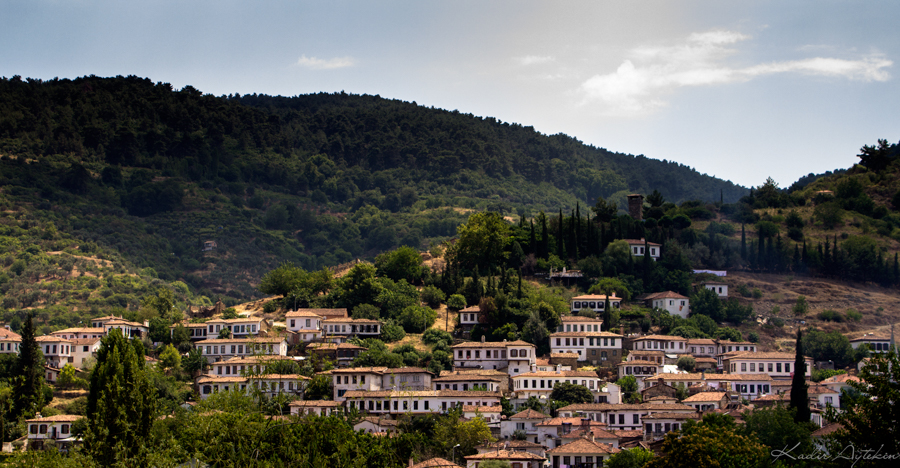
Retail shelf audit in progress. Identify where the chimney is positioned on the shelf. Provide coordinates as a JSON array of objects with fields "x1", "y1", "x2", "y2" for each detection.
[
  {"x1": 408, "y1": 459, "x2": 413, "y2": 468},
  {"x1": 481, "y1": 335, "x2": 486, "y2": 343},
  {"x1": 619, "y1": 325, "x2": 625, "y2": 336},
  {"x1": 556, "y1": 364, "x2": 561, "y2": 374}
]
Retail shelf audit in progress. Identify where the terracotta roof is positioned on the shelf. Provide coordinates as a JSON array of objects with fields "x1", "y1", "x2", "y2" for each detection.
[
  {"x1": 410, "y1": 458, "x2": 463, "y2": 468},
  {"x1": 323, "y1": 317, "x2": 382, "y2": 324},
  {"x1": 51, "y1": 327, "x2": 104, "y2": 335},
  {"x1": 624, "y1": 238, "x2": 661, "y2": 247},
  {"x1": 478, "y1": 440, "x2": 545, "y2": 450},
  {"x1": 289, "y1": 400, "x2": 343, "y2": 407},
  {"x1": 560, "y1": 427, "x2": 620, "y2": 440},
  {"x1": 71, "y1": 338, "x2": 102, "y2": 346},
  {"x1": 812, "y1": 422, "x2": 844, "y2": 437},
  {"x1": 561, "y1": 316, "x2": 604, "y2": 322},
  {"x1": 550, "y1": 332, "x2": 623, "y2": 338},
  {"x1": 513, "y1": 370, "x2": 598, "y2": 378},
  {"x1": 285, "y1": 310, "x2": 325, "y2": 318},
  {"x1": 510, "y1": 409, "x2": 550, "y2": 419},
  {"x1": 36, "y1": 336, "x2": 71, "y2": 343},
  {"x1": 724, "y1": 352, "x2": 810, "y2": 360},
  {"x1": 343, "y1": 390, "x2": 501, "y2": 398},
  {"x1": 434, "y1": 374, "x2": 504, "y2": 382},
  {"x1": 103, "y1": 319, "x2": 147, "y2": 328},
  {"x1": 0, "y1": 328, "x2": 22, "y2": 340},
  {"x1": 549, "y1": 352, "x2": 580, "y2": 358},
  {"x1": 331, "y1": 367, "x2": 389, "y2": 374},
  {"x1": 618, "y1": 360, "x2": 661, "y2": 366},
  {"x1": 820, "y1": 374, "x2": 861, "y2": 385},
  {"x1": 207, "y1": 317, "x2": 264, "y2": 324},
  {"x1": 440, "y1": 369, "x2": 507, "y2": 377},
  {"x1": 462, "y1": 405, "x2": 501, "y2": 413},
  {"x1": 385, "y1": 367, "x2": 431, "y2": 374},
  {"x1": 287, "y1": 308, "x2": 347, "y2": 318},
  {"x1": 195, "y1": 337, "x2": 284, "y2": 344},
  {"x1": 358, "y1": 416, "x2": 401, "y2": 426},
  {"x1": 628, "y1": 350, "x2": 665, "y2": 355},
  {"x1": 213, "y1": 355, "x2": 296, "y2": 365},
  {"x1": 609, "y1": 429, "x2": 643, "y2": 438},
  {"x1": 572, "y1": 295, "x2": 621, "y2": 301},
  {"x1": 464, "y1": 450, "x2": 546, "y2": 461},
  {"x1": 633, "y1": 335, "x2": 687, "y2": 342},
  {"x1": 644, "y1": 373, "x2": 773, "y2": 382},
  {"x1": 459, "y1": 306, "x2": 480, "y2": 313},
  {"x1": 547, "y1": 438, "x2": 620, "y2": 455},
  {"x1": 682, "y1": 392, "x2": 728, "y2": 402},
  {"x1": 451, "y1": 340, "x2": 535, "y2": 349},
  {"x1": 559, "y1": 403, "x2": 696, "y2": 412},
  {"x1": 25, "y1": 415, "x2": 83, "y2": 423},
  {"x1": 536, "y1": 417, "x2": 607, "y2": 427},
  {"x1": 644, "y1": 291, "x2": 688, "y2": 300},
  {"x1": 687, "y1": 339, "x2": 716, "y2": 345},
  {"x1": 642, "y1": 412, "x2": 701, "y2": 420},
  {"x1": 849, "y1": 335, "x2": 890, "y2": 342}
]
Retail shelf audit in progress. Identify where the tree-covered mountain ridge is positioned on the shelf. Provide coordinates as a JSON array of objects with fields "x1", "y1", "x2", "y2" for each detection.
[{"x1": 0, "y1": 74, "x2": 746, "y2": 305}]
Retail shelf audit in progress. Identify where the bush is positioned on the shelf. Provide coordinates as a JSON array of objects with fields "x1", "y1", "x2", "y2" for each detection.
[
  {"x1": 420, "y1": 285, "x2": 445, "y2": 308},
  {"x1": 845, "y1": 309, "x2": 862, "y2": 321},
  {"x1": 262, "y1": 301, "x2": 278, "y2": 313},
  {"x1": 747, "y1": 331, "x2": 759, "y2": 343},
  {"x1": 397, "y1": 305, "x2": 437, "y2": 333},
  {"x1": 380, "y1": 319, "x2": 406, "y2": 343},
  {"x1": 737, "y1": 284, "x2": 752, "y2": 298},
  {"x1": 817, "y1": 310, "x2": 843, "y2": 322},
  {"x1": 751, "y1": 288, "x2": 763, "y2": 299},
  {"x1": 422, "y1": 328, "x2": 452, "y2": 346}
]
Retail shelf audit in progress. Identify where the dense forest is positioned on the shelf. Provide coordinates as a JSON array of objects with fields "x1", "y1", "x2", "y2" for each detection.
[{"x1": 0, "y1": 74, "x2": 745, "y2": 303}]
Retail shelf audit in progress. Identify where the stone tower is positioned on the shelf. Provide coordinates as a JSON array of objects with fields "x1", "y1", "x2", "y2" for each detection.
[{"x1": 627, "y1": 194, "x2": 644, "y2": 221}]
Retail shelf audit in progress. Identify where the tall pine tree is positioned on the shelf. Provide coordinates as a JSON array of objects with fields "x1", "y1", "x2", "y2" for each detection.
[
  {"x1": 85, "y1": 329, "x2": 156, "y2": 465},
  {"x1": 790, "y1": 330, "x2": 811, "y2": 423},
  {"x1": 12, "y1": 313, "x2": 44, "y2": 420}
]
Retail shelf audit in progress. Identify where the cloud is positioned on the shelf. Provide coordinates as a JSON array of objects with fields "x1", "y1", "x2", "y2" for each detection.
[
  {"x1": 296, "y1": 54, "x2": 354, "y2": 70},
  {"x1": 580, "y1": 31, "x2": 892, "y2": 116},
  {"x1": 516, "y1": 55, "x2": 554, "y2": 66}
]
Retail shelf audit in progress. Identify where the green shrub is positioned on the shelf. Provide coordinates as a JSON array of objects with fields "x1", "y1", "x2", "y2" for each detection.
[
  {"x1": 845, "y1": 309, "x2": 863, "y2": 322},
  {"x1": 420, "y1": 285, "x2": 445, "y2": 308}
]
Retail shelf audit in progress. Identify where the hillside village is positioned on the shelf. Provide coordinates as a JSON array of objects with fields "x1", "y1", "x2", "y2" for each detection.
[
  {"x1": 5, "y1": 222, "x2": 896, "y2": 467},
  {"x1": 0, "y1": 77, "x2": 898, "y2": 466}
]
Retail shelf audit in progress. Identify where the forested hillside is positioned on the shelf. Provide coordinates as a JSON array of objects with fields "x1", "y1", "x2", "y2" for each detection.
[{"x1": 0, "y1": 74, "x2": 745, "y2": 304}]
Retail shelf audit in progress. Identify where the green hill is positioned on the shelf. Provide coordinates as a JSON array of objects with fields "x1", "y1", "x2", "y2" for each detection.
[{"x1": 0, "y1": 75, "x2": 746, "y2": 304}]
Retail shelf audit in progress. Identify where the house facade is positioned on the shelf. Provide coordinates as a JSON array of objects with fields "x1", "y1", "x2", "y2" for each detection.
[
  {"x1": 549, "y1": 331, "x2": 622, "y2": 366},
  {"x1": 644, "y1": 291, "x2": 690, "y2": 319},
  {"x1": 451, "y1": 339, "x2": 536, "y2": 375},
  {"x1": 625, "y1": 239, "x2": 661, "y2": 260},
  {"x1": 723, "y1": 352, "x2": 813, "y2": 380},
  {"x1": 195, "y1": 337, "x2": 288, "y2": 363},
  {"x1": 570, "y1": 295, "x2": 621, "y2": 314}
]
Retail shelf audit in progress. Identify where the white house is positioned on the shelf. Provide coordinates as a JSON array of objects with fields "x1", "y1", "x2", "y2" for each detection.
[
  {"x1": 25, "y1": 414, "x2": 82, "y2": 451},
  {"x1": 434, "y1": 371, "x2": 506, "y2": 392},
  {"x1": 209, "y1": 355, "x2": 298, "y2": 377},
  {"x1": 556, "y1": 316, "x2": 604, "y2": 333},
  {"x1": 625, "y1": 238, "x2": 661, "y2": 261},
  {"x1": 36, "y1": 336, "x2": 73, "y2": 368},
  {"x1": 51, "y1": 327, "x2": 106, "y2": 340},
  {"x1": 90, "y1": 316, "x2": 148, "y2": 339},
  {"x1": 630, "y1": 335, "x2": 688, "y2": 353},
  {"x1": 723, "y1": 351, "x2": 813, "y2": 380},
  {"x1": 458, "y1": 305, "x2": 482, "y2": 328},
  {"x1": 549, "y1": 332, "x2": 622, "y2": 366},
  {"x1": 555, "y1": 402, "x2": 696, "y2": 432},
  {"x1": 196, "y1": 374, "x2": 309, "y2": 399},
  {"x1": 0, "y1": 327, "x2": 21, "y2": 355},
  {"x1": 644, "y1": 291, "x2": 690, "y2": 319},
  {"x1": 285, "y1": 310, "x2": 323, "y2": 343},
  {"x1": 681, "y1": 391, "x2": 729, "y2": 411},
  {"x1": 643, "y1": 372, "x2": 776, "y2": 401},
  {"x1": 289, "y1": 400, "x2": 344, "y2": 417},
  {"x1": 323, "y1": 318, "x2": 382, "y2": 342},
  {"x1": 195, "y1": 337, "x2": 288, "y2": 363},
  {"x1": 168, "y1": 322, "x2": 209, "y2": 341},
  {"x1": 451, "y1": 339, "x2": 536, "y2": 376},
  {"x1": 500, "y1": 408, "x2": 550, "y2": 442},
  {"x1": 511, "y1": 370, "x2": 603, "y2": 402},
  {"x1": 71, "y1": 338, "x2": 101, "y2": 369},
  {"x1": 849, "y1": 333, "x2": 892, "y2": 354},
  {"x1": 204, "y1": 317, "x2": 268, "y2": 338},
  {"x1": 343, "y1": 389, "x2": 502, "y2": 415},
  {"x1": 702, "y1": 282, "x2": 728, "y2": 298},
  {"x1": 546, "y1": 438, "x2": 620, "y2": 467},
  {"x1": 570, "y1": 295, "x2": 621, "y2": 314}
]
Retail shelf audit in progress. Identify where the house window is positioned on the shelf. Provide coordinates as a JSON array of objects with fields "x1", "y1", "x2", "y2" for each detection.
[{"x1": 776, "y1": 363, "x2": 782, "y2": 373}]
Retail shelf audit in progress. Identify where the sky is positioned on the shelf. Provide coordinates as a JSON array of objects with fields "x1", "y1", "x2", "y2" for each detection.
[{"x1": 2, "y1": 0, "x2": 898, "y2": 189}]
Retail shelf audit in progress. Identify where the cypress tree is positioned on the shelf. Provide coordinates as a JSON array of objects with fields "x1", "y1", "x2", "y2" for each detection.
[
  {"x1": 539, "y1": 212, "x2": 549, "y2": 259},
  {"x1": 529, "y1": 220, "x2": 536, "y2": 256},
  {"x1": 602, "y1": 295, "x2": 612, "y2": 332},
  {"x1": 894, "y1": 253, "x2": 899, "y2": 285},
  {"x1": 12, "y1": 313, "x2": 44, "y2": 420},
  {"x1": 791, "y1": 330, "x2": 811, "y2": 423},
  {"x1": 568, "y1": 209, "x2": 577, "y2": 261},
  {"x1": 557, "y1": 209, "x2": 565, "y2": 260},
  {"x1": 740, "y1": 224, "x2": 747, "y2": 261},
  {"x1": 85, "y1": 329, "x2": 156, "y2": 465}
]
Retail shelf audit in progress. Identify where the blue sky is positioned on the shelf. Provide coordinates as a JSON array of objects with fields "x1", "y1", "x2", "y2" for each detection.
[{"x1": 2, "y1": 1, "x2": 898, "y2": 188}]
